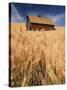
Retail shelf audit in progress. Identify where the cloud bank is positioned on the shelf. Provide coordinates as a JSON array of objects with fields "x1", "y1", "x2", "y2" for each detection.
[
  {"x1": 44, "y1": 13, "x2": 65, "y2": 26},
  {"x1": 11, "y1": 4, "x2": 25, "y2": 23}
]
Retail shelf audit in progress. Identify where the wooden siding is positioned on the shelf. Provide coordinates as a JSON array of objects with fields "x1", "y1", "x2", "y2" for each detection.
[{"x1": 30, "y1": 23, "x2": 55, "y2": 31}]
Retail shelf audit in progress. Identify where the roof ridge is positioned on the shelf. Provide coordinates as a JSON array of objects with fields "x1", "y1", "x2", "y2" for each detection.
[{"x1": 27, "y1": 15, "x2": 54, "y2": 25}]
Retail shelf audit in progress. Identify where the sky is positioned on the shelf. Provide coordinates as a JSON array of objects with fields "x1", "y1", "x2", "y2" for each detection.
[{"x1": 9, "y1": 3, "x2": 65, "y2": 26}]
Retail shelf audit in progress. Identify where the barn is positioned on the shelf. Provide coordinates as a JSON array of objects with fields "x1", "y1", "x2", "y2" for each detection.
[{"x1": 26, "y1": 15, "x2": 55, "y2": 31}]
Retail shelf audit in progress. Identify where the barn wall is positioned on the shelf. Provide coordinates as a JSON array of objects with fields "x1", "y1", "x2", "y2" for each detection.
[
  {"x1": 30, "y1": 23, "x2": 55, "y2": 30},
  {"x1": 26, "y1": 16, "x2": 31, "y2": 30}
]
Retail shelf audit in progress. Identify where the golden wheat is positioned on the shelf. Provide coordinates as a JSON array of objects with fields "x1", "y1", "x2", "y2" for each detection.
[{"x1": 10, "y1": 26, "x2": 65, "y2": 87}]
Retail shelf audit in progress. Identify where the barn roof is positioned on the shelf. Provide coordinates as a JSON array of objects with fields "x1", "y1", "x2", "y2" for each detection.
[{"x1": 28, "y1": 16, "x2": 54, "y2": 25}]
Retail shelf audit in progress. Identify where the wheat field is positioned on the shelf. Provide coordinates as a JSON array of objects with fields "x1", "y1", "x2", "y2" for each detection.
[{"x1": 9, "y1": 23, "x2": 65, "y2": 87}]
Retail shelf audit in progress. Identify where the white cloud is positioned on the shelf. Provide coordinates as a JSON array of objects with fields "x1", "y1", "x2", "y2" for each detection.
[
  {"x1": 11, "y1": 4, "x2": 25, "y2": 23},
  {"x1": 44, "y1": 13, "x2": 65, "y2": 25}
]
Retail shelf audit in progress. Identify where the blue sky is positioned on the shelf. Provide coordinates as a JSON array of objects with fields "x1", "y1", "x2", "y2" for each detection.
[{"x1": 9, "y1": 3, "x2": 65, "y2": 26}]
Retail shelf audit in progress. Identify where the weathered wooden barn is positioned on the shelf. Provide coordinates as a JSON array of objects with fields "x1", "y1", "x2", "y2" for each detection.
[{"x1": 26, "y1": 16, "x2": 55, "y2": 31}]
